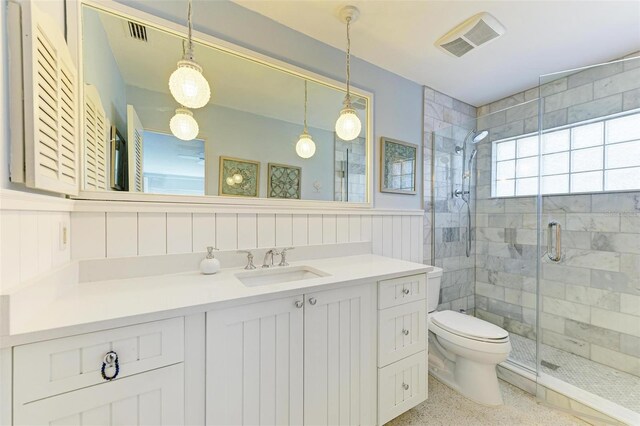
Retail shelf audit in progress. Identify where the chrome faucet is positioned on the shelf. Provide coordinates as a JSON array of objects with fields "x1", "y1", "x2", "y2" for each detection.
[
  {"x1": 278, "y1": 247, "x2": 295, "y2": 266},
  {"x1": 262, "y1": 249, "x2": 280, "y2": 268},
  {"x1": 237, "y1": 250, "x2": 256, "y2": 270}
]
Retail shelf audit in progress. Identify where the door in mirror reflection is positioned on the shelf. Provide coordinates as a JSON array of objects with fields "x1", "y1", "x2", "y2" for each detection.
[{"x1": 143, "y1": 131, "x2": 205, "y2": 196}]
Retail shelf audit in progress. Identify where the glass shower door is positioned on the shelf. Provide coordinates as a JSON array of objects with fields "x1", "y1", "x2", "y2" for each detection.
[{"x1": 536, "y1": 56, "x2": 640, "y2": 422}]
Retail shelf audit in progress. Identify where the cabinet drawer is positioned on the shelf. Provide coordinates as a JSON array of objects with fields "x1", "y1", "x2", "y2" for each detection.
[
  {"x1": 378, "y1": 274, "x2": 426, "y2": 309},
  {"x1": 378, "y1": 300, "x2": 426, "y2": 367},
  {"x1": 14, "y1": 363, "x2": 184, "y2": 426},
  {"x1": 14, "y1": 317, "x2": 184, "y2": 405},
  {"x1": 378, "y1": 351, "x2": 427, "y2": 425}
]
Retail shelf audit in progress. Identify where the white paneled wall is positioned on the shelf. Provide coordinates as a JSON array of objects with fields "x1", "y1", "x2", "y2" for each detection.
[
  {"x1": 71, "y1": 211, "x2": 423, "y2": 263},
  {"x1": 0, "y1": 210, "x2": 71, "y2": 293}
]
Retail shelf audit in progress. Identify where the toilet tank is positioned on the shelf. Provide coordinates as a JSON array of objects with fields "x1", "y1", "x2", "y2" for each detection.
[{"x1": 427, "y1": 267, "x2": 443, "y2": 313}]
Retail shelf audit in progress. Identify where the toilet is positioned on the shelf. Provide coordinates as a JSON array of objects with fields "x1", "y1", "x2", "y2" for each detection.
[{"x1": 427, "y1": 267, "x2": 511, "y2": 406}]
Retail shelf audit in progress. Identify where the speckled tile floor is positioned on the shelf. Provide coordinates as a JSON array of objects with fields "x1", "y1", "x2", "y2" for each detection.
[
  {"x1": 509, "y1": 333, "x2": 640, "y2": 413},
  {"x1": 386, "y1": 375, "x2": 588, "y2": 426}
]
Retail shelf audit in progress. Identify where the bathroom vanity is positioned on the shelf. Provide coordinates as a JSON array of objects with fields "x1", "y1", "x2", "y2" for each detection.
[{"x1": 1, "y1": 253, "x2": 430, "y2": 425}]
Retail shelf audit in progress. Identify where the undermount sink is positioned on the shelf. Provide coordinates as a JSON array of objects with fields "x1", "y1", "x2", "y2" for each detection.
[{"x1": 235, "y1": 265, "x2": 330, "y2": 287}]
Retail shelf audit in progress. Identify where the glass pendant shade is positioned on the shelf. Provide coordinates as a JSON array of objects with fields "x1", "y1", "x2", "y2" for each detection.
[
  {"x1": 335, "y1": 106, "x2": 361, "y2": 141},
  {"x1": 232, "y1": 173, "x2": 244, "y2": 184},
  {"x1": 169, "y1": 60, "x2": 211, "y2": 109},
  {"x1": 296, "y1": 132, "x2": 316, "y2": 159},
  {"x1": 170, "y1": 108, "x2": 199, "y2": 141}
]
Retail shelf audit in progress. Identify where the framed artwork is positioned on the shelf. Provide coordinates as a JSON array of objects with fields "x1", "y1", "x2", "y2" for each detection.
[
  {"x1": 219, "y1": 156, "x2": 260, "y2": 197},
  {"x1": 380, "y1": 137, "x2": 417, "y2": 195},
  {"x1": 268, "y1": 163, "x2": 302, "y2": 199}
]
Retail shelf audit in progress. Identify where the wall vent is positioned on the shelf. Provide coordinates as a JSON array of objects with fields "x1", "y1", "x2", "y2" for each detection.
[
  {"x1": 436, "y1": 12, "x2": 505, "y2": 58},
  {"x1": 127, "y1": 21, "x2": 148, "y2": 42}
]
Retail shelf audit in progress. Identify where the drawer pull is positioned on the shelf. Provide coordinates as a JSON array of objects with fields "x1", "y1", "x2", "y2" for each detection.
[
  {"x1": 309, "y1": 297, "x2": 317, "y2": 306},
  {"x1": 294, "y1": 300, "x2": 304, "y2": 309},
  {"x1": 402, "y1": 288, "x2": 410, "y2": 295},
  {"x1": 101, "y1": 351, "x2": 120, "y2": 381},
  {"x1": 402, "y1": 382, "x2": 409, "y2": 390},
  {"x1": 402, "y1": 329, "x2": 410, "y2": 336}
]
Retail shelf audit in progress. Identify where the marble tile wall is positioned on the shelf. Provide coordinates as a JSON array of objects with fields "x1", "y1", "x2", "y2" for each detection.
[
  {"x1": 423, "y1": 86, "x2": 477, "y2": 312},
  {"x1": 334, "y1": 136, "x2": 366, "y2": 202},
  {"x1": 474, "y1": 53, "x2": 640, "y2": 375}
]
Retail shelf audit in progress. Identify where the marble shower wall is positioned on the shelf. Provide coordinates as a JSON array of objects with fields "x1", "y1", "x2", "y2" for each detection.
[
  {"x1": 474, "y1": 54, "x2": 640, "y2": 375},
  {"x1": 423, "y1": 86, "x2": 477, "y2": 312}
]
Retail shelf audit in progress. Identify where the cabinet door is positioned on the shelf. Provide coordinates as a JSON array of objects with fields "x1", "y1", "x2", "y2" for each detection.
[
  {"x1": 304, "y1": 283, "x2": 376, "y2": 426},
  {"x1": 206, "y1": 296, "x2": 304, "y2": 426},
  {"x1": 14, "y1": 364, "x2": 184, "y2": 426}
]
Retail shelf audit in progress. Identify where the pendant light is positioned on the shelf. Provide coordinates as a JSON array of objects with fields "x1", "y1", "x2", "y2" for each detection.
[
  {"x1": 335, "y1": 6, "x2": 362, "y2": 142},
  {"x1": 170, "y1": 108, "x2": 199, "y2": 141},
  {"x1": 296, "y1": 80, "x2": 316, "y2": 159},
  {"x1": 169, "y1": 0, "x2": 211, "y2": 109}
]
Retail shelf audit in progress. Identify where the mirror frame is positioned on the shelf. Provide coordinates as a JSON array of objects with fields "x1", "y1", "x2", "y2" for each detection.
[{"x1": 66, "y1": 0, "x2": 374, "y2": 209}]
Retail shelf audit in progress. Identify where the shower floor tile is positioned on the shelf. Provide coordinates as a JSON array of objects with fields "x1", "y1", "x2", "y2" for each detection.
[{"x1": 509, "y1": 333, "x2": 640, "y2": 414}]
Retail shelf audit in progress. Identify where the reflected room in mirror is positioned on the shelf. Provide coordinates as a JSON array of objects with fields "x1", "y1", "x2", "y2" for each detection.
[{"x1": 80, "y1": 4, "x2": 370, "y2": 202}]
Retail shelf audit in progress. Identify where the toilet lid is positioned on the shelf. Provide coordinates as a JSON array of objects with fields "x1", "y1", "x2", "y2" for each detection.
[{"x1": 431, "y1": 310, "x2": 509, "y2": 341}]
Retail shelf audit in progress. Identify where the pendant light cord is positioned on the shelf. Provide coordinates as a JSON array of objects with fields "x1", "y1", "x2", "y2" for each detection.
[
  {"x1": 186, "y1": 0, "x2": 194, "y2": 60},
  {"x1": 304, "y1": 80, "x2": 308, "y2": 132},
  {"x1": 345, "y1": 17, "x2": 352, "y2": 104}
]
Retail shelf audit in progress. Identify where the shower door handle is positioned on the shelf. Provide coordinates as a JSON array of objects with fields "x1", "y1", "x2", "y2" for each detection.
[{"x1": 547, "y1": 221, "x2": 562, "y2": 262}]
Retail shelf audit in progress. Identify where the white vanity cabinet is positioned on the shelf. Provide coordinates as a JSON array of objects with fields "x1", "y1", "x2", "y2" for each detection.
[
  {"x1": 206, "y1": 283, "x2": 376, "y2": 426},
  {"x1": 6, "y1": 267, "x2": 429, "y2": 425},
  {"x1": 12, "y1": 318, "x2": 186, "y2": 425},
  {"x1": 377, "y1": 274, "x2": 428, "y2": 425},
  {"x1": 206, "y1": 295, "x2": 305, "y2": 425},
  {"x1": 303, "y1": 284, "x2": 376, "y2": 426}
]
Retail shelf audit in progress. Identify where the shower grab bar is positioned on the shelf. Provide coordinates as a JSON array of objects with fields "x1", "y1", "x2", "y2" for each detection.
[{"x1": 547, "y1": 221, "x2": 562, "y2": 262}]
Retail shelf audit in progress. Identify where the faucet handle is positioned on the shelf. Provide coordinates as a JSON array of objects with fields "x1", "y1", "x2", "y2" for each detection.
[
  {"x1": 237, "y1": 250, "x2": 256, "y2": 270},
  {"x1": 278, "y1": 247, "x2": 295, "y2": 267}
]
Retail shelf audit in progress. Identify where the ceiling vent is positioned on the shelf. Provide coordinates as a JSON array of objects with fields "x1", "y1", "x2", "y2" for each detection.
[
  {"x1": 436, "y1": 12, "x2": 505, "y2": 57},
  {"x1": 127, "y1": 21, "x2": 148, "y2": 42}
]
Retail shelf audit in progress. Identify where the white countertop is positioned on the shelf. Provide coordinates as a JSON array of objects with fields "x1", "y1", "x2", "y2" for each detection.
[{"x1": 5, "y1": 254, "x2": 430, "y2": 345}]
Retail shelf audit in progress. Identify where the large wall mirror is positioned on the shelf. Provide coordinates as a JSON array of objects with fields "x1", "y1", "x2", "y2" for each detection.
[{"x1": 78, "y1": 3, "x2": 371, "y2": 204}]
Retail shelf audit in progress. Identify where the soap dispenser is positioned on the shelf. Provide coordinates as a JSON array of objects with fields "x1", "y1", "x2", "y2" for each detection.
[{"x1": 200, "y1": 247, "x2": 220, "y2": 275}]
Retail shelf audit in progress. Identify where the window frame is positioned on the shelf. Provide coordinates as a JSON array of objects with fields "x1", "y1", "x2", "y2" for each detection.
[{"x1": 490, "y1": 109, "x2": 640, "y2": 198}]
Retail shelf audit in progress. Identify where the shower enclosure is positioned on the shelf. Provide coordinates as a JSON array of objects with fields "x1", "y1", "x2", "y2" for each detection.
[{"x1": 429, "y1": 54, "x2": 640, "y2": 423}]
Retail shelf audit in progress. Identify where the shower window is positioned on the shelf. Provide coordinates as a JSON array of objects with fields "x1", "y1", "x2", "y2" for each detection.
[{"x1": 491, "y1": 110, "x2": 640, "y2": 197}]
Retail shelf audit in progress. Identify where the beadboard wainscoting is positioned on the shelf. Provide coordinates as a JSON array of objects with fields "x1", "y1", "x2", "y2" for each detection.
[
  {"x1": 70, "y1": 209, "x2": 424, "y2": 263},
  {"x1": 0, "y1": 192, "x2": 74, "y2": 294}
]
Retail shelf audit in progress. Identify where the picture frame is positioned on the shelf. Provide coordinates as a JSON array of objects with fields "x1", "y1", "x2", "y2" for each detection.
[
  {"x1": 380, "y1": 137, "x2": 418, "y2": 195},
  {"x1": 219, "y1": 156, "x2": 261, "y2": 197},
  {"x1": 267, "y1": 163, "x2": 302, "y2": 199}
]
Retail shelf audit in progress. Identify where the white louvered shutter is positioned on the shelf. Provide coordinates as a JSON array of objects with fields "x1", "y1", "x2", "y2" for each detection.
[
  {"x1": 127, "y1": 105, "x2": 144, "y2": 192},
  {"x1": 19, "y1": 1, "x2": 80, "y2": 195},
  {"x1": 83, "y1": 84, "x2": 108, "y2": 190}
]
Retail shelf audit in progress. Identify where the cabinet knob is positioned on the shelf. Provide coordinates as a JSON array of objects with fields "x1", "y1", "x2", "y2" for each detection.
[
  {"x1": 402, "y1": 288, "x2": 410, "y2": 295},
  {"x1": 309, "y1": 297, "x2": 317, "y2": 306},
  {"x1": 402, "y1": 329, "x2": 410, "y2": 336},
  {"x1": 402, "y1": 382, "x2": 409, "y2": 390},
  {"x1": 294, "y1": 300, "x2": 304, "y2": 309}
]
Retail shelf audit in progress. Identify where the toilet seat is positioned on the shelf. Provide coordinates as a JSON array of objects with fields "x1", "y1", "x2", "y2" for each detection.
[
  {"x1": 430, "y1": 310, "x2": 509, "y2": 343},
  {"x1": 429, "y1": 319, "x2": 511, "y2": 355}
]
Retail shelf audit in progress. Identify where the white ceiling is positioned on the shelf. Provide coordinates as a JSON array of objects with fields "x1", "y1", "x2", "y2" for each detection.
[
  {"x1": 233, "y1": 0, "x2": 640, "y2": 107},
  {"x1": 93, "y1": 8, "x2": 359, "y2": 133}
]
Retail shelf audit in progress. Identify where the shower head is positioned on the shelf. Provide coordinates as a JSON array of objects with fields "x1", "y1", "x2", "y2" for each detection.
[{"x1": 472, "y1": 130, "x2": 489, "y2": 144}]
